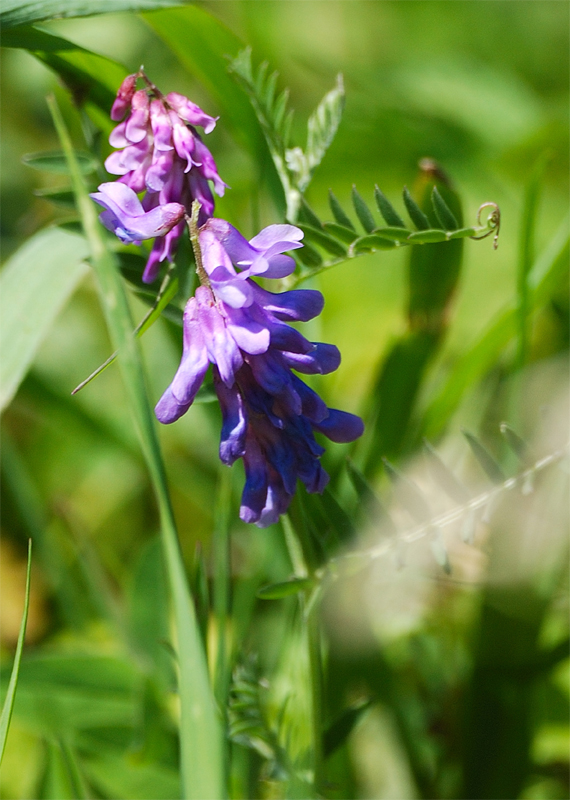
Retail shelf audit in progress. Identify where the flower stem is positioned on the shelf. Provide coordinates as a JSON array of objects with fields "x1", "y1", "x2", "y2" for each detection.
[{"x1": 188, "y1": 200, "x2": 211, "y2": 288}]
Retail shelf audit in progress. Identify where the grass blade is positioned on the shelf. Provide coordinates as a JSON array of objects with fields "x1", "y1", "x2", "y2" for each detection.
[
  {"x1": 0, "y1": 540, "x2": 32, "y2": 765},
  {"x1": 48, "y1": 95, "x2": 223, "y2": 799}
]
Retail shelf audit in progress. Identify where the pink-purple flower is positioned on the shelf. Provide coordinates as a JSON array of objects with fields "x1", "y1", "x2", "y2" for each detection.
[{"x1": 96, "y1": 72, "x2": 226, "y2": 283}]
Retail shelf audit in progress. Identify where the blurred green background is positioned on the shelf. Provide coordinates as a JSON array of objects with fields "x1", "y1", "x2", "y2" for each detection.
[{"x1": 1, "y1": 2, "x2": 568, "y2": 798}]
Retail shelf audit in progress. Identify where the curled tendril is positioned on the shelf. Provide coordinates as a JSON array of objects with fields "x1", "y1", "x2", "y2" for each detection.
[{"x1": 471, "y1": 202, "x2": 501, "y2": 249}]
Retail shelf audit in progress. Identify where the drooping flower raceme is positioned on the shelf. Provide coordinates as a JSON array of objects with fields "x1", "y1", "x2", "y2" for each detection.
[
  {"x1": 92, "y1": 71, "x2": 226, "y2": 283},
  {"x1": 156, "y1": 220, "x2": 364, "y2": 527}
]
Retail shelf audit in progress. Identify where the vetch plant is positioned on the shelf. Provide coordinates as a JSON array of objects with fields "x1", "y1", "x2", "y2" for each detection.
[{"x1": 2, "y1": 7, "x2": 568, "y2": 800}]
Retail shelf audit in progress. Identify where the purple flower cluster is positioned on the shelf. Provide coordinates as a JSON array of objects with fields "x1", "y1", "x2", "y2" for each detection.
[
  {"x1": 91, "y1": 74, "x2": 364, "y2": 526},
  {"x1": 91, "y1": 71, "x2": 226, "y2": 284},
  {"x1": 156, "y1": 220, "x2": 363, "y2": 526}
]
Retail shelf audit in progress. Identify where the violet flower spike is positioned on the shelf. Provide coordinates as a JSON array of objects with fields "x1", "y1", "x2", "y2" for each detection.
[{"x1": 155, "y1": 218, "x2": 364, "y2": 527}]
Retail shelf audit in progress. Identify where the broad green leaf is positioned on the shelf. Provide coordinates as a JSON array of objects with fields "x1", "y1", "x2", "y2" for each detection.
[
  {"x1": 374, "y1": 186, "x2": 406, "y2": 228},
  {"x1": 351, "y1": 186, "x2": 376, "y2": 233},
  {"x1": 3, "y1": 25, "x2": 126, "y2": 113},
  {"x1": 0, "y1": 226, "x2": 89, "y2": 411},
  {"x1": 49, "y1": 95, "x2": 223, "y2": 800},
  {"x1": 422, "y1": 216, "x2": 569, "y2": 439},
  {"x1": 23, "y1": 149, "x2": 97, "y2": 175},
  {"x1": 257, "y1": 577, "x2": 315, "y2": 599},
  {"x1": 431, "y1": 185, "x2": 458, "y2": 230},
  {"x1": 0, "y1": 541, "x2": 32, "y2": 765},
  {"x1": 0, "y1": 0, "x2": 184, "y2": 28}
]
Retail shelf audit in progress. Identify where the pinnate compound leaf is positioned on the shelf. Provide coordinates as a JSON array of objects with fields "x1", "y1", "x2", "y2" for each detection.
[
  {"x1": 0, "y1": 541, "x2": 32, "y2": 765},
  {"x1": 301, "y1": 74, "x2": 345, "y2": 189},
  {"x1": 328, "y1": 189, "x2": 355, "y2": 230},
  {"x1": 351, "y1": 186, "x2": 376, "y2": 233},
  {"x1": 374, "y1": 186, "x2": 406, "y2": 228},
  {"x1": 0, "y1": 227, "x2": 89, "y2": 411},
  {"x1": 432, "y1": 185, "x2": 459, "y2": 230},
  {"x1": 0, "y1": 0, "x2": 184, "y2": 29},
  {"x1": 403, "y1": 186, "x2": 430, "y2": 230}
]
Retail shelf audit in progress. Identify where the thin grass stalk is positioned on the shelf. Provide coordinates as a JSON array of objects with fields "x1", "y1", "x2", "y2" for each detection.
[
  {"x1": 48, "y1": 95, "x2": 223, "y2": 800},
  {"x1": 0, "y1": 540, "x2": 32, "y2": 764},
  {"x1": 213, "y1": 465, "x2": 233, "y2": 788}
]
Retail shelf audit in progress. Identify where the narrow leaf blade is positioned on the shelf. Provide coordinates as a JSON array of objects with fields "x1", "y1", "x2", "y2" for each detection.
[
  {"x1": 374, "y1": 186, "x2": 405, "y2": 228},
  {"x1": 403, "y1": 186, "x2": 430, "y2": 230},
  {"x1": 351, "y1": 186, "x2": 376, "y2": 233},
  {"x1": 0, "y1": 540, "x2": 32, "y2": 765}
]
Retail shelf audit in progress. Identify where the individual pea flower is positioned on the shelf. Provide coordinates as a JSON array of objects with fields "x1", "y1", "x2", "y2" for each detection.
[
  {"x1": 156, "y1": 216, "x2": 364, "y2": 527},
  {"x1": 90, "y1": 182, "x2": 185, "y2": 245},
  {"x1": 95, "y1": 70, "x2": 226, "y2": 283}
]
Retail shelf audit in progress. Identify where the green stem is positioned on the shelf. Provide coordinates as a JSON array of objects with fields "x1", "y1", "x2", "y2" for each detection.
[
  {"x1": 213, "y1": 465, "x2": 233, "y2": 789},
  {"x1": 282, "y1": 514, "x2": 323, "y2": 797}
]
